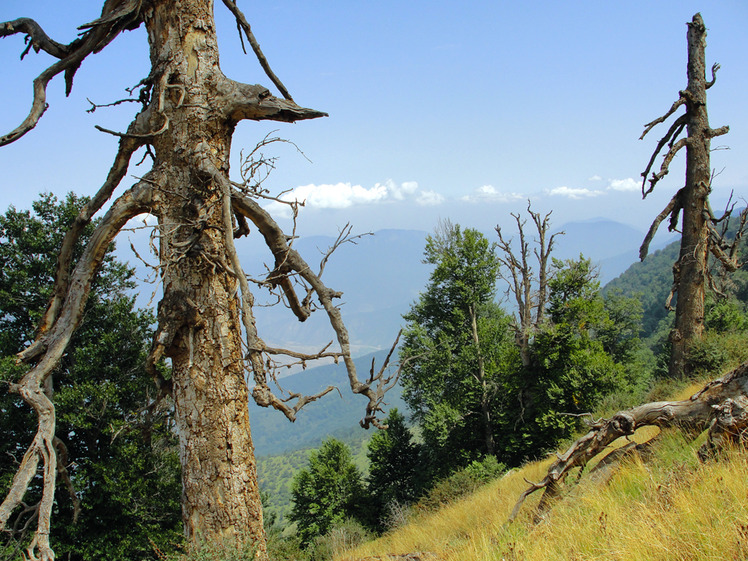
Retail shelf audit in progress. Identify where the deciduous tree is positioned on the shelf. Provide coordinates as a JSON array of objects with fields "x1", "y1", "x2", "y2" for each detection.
[{"x1": 400, "y1": 221, "x2": 519, "y2": 474}]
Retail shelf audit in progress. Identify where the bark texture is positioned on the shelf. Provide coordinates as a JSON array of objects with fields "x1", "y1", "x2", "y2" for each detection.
[{"x1": 0, "y1": 2, "x2": 397, "y2": 559}]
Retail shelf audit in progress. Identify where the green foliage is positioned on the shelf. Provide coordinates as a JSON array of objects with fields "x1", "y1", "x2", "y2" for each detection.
[
  {"x1": 289, "y1": 438, "x2": 368, "y2": 547},
  {"x1": 512, "y1": 256, "x2": 650, "y2": 457},
  {"x1": 365, "y1": 409, "x2": 421, "y2": 531},
  {"x1": 400, "y1": 222, "x2": 519, "y2": 476},
  {"x1": 0, "y1": 194, "x2": 182, "y2": 560},
  {"x1": 258, "y1": 430, "x2": 371, "y2": 528}
]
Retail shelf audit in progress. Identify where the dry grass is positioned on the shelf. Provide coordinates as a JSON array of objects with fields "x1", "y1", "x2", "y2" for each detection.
[{"x1": 336, "y1": 380, "x2": 748, "y2": 561}]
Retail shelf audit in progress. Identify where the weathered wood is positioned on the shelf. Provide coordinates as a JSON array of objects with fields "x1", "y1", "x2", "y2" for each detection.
[
  {"x1": 510, "y1": 360, "x2": 748, "y2": 522},
  {"x1": 639, "y1": 13, "x2": 731, "y2": 378}
]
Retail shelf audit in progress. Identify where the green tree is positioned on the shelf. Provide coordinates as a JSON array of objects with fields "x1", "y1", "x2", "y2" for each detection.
[
  {"x1": 400, "y1": 222, "x2": 520, "y2": 476},
  {"x1": 365, "y1": 409, "x2": 421, "y2": 530},
  {"x1": 0, "y1": 194, "x2": 182, "y2": 560},
  {"x1": 516, "y1": 257, "x2": 645, "y2": 456},
  {"x1": 289, "y1": 438, "x2": 367, "y2": 547}
]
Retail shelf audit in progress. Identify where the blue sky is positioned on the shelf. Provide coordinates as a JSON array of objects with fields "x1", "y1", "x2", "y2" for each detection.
[{"x1": 1, "y1": 1, "x2": 747, "y2": 240}]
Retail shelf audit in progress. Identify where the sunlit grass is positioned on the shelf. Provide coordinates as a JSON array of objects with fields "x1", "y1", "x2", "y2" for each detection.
[{"x1": 336, "y1": 379, "x2": 748, "y2": 561}]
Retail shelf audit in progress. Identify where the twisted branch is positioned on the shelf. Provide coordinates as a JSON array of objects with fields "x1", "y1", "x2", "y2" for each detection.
[
  {"x1": 220, "y1": 0, "x2": 293, "y2": 101},
  {"x1": 1, "y1": 180, "x2": 154, "y2": 560},
  {"x1": 0, "y1": 3, "x2": 144, "y2": 146},
  {"x1": 510, "y1": 360, "x2": 748, "y2": 523}
]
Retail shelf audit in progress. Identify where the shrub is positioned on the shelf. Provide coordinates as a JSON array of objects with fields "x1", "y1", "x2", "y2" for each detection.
[
  {"x1": 308, "y1": 519, "x2": 373, "y2": 561},
  {"x1": 416, "y1": 456, "x2": 506, "y2": 512}
]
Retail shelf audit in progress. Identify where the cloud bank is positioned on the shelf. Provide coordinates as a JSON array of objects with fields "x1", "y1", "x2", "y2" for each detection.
[
  {"x1": 546, "y1": 177, "x2": 639, "y2": 199},
  {"x1": 461, "y1": 185, "x2": 524, "y2": 203},
  {"x1": 263, "y1": 180, "x2": 443, "y2": 218}
]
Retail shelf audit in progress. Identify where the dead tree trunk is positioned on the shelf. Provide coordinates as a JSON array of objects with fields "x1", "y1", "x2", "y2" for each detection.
[
  {"x1": 0, "y1": 2, "x2": 398, "y2": 559},
  {"x1": 639, "y1": 13, "x2": 732, "y2": 378}
]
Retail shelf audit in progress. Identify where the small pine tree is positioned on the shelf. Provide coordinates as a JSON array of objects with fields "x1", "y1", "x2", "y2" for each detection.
[
  {"x1": 366, "y1": 409, "x2": 421, "y2": 530},
  {"x1": 289, "y1": 438, "x2": 367, "y2": 547}
]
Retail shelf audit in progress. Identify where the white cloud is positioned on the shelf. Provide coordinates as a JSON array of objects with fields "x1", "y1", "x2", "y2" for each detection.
[
  {"x1": 389, "y1": 180, "x2": 419, "y2": 200},
  {"x1": 263, "y1": 180, "x2": 444, "y2": 217},
  {"x1": 546, "y1": 186, "x2": 604, "y2": 199},
  {"x1": 416, "y1": 190, "x2": 445, "y2": 206},
  {"x1": 461, "y1": 184, "x2": 524, "y2": 203},
  {"x1": 606, "y1": 177, "x2": 640, "y2": 192},
  {"x1": 588, "y1": 174, "x2": 603, "y2": 181}
]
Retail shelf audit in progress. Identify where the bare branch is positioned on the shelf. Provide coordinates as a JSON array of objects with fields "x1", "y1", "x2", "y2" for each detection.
[
  {"x1": 639, "y1": 189, "x2": 683, "y2": 260},
  {"x1": 640, "y1": 96, "x2": 686, "y2": 140},
  {"x1": 0, "y1": 4, "x2": 145, "y2": 146},
  {"x1": 20, "y1": 136, "x2": 144, "y2": 362},
  {"x1": 231, "y1": 190, "x2": 395, "y2": 427},
  {"x1": 0, "y1": 18, "x2": 71, "y2": 59},
  {"x1": 219, "y1": 0, "x2": 293, "y2": 101},
  {"x1": 640, "y1": 114, "x2": 688, "y2": 197},
  {"x1": 705, "y1": 62, "x2": 720, "y2": 90}
]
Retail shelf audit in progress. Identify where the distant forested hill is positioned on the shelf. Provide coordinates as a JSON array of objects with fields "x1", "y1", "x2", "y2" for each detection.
[
  {"x1": 604, "y1": 211, "x2": 748, "y2": 339},
  {"x1": 603, "y1": 241, "x2": 679, "y2": 338}
]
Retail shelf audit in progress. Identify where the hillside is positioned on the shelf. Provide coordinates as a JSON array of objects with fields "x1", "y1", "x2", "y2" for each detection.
[
  {"x1": 604, "y1": 240, "x2": 679, "y2": 337},
  {"x1": 336, "y1": 380, "x2": 748, "y2": 561}
]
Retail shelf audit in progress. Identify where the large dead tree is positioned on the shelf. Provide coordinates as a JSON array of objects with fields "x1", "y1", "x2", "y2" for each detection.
[
  {"x1": 639, "y1": 13, "x2": 743, "y2": 378},
  {"x1": 0, "y1": 2, "x2": 396, "y2": 560}
]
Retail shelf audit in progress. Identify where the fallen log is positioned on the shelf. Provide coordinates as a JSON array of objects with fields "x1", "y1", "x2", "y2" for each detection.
[{"x1": 510, "y1": 360, "x2": 748, "y2": 522}]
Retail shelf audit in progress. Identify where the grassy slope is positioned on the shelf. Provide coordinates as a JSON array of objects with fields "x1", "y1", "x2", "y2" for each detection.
[{"x1": 337, "y1": 381, "x2": 748, "y2": 561}]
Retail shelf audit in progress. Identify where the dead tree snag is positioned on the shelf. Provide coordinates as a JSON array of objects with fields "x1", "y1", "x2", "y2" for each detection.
[
  {"x1": 0, "y1": 2, "x2": 396, "y2": 559},
  {"x1": 639, "y1": 13, "x2": 742, "y2": 378}
]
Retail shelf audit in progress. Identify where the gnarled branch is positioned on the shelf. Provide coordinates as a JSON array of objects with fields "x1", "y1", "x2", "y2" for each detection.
[
  {"x1": 0, "y1": 3, "x2": 145, "y2": 146},
  {"x1": 510, "y1": 360, "x2": 748, "y2": 523}
]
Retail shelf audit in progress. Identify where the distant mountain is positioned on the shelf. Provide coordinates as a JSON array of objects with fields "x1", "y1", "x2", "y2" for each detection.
[
  {"x1": 552, "y1": 219, "x2": 676, "y2": 285},
  {"x1": 118, "y1": 220, "x2": 677, "y2": 355},
  {"x1": 242, "y1": 229, "x2": 430, "y2": 356}
]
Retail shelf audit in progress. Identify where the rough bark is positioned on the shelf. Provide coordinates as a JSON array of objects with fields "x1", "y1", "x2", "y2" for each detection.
[
  {"x1": 639, "y1": 13, "x2": 733, "y2": 378},
  {"x1": 1, "y1": 2, "x2": 396, "y2": 559},
  {"x1": 510, "y1": 360, "x2": 748, "y2": 523}
]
